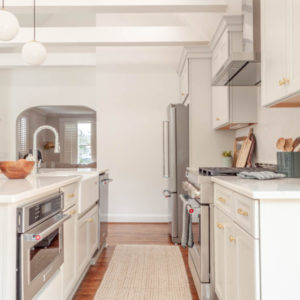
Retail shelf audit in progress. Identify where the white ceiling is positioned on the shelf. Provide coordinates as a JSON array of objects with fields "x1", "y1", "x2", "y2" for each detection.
[{"x1": 0, "y1": 0, "x2": 242, "y2": 66}]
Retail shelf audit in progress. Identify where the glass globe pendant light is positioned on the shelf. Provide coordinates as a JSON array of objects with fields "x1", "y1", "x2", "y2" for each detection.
[
  {"x1": 0, "y1": 0, "x2": 20, "y2": 41},
  {"x1": 22, "y1": 0, "x2": 47, "y2": 65}
]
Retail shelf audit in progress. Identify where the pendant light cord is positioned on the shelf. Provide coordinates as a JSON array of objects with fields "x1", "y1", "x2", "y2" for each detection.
[
  {"x1": 2, "y1": 0, "x2": 4, "y2": 9},
  {"x1": 33, "y1": 0, "x2": 36, "y2": 40}
]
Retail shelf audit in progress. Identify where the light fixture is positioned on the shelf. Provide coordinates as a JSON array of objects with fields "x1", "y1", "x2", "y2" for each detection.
[
  {"x1": 0, "y1": 0, "x2": 20, "y2": 41},
  {"x1": 22, "y1": 0, "x2": 47, "y2": 65}
]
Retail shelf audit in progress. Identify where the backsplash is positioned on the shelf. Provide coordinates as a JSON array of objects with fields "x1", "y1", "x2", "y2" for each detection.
[{"x1": 236, "y1": 88, "x2": 300, "y2": 164}]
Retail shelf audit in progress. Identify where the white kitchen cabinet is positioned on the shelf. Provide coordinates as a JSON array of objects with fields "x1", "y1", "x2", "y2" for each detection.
[
  {"x1": 77, "y1": 204, "x2": 99, "y2": 276},
  {"x1": 261, "y1": 0, "x2": 300, "y2": 107},
  {"x1": 79, "y1": 175, "x2": 99, "y2": 214},
  {"x1": 62, "y1": 205, "x2": 77, "y2": 299},
  {"x1": 77, "y1": 211, "x2": 90, "y2": 276},
  {"x1": 214, "y1": 203, "x2": 260, "y2": 300},
  {"x1": 33, "y1": 270, "x2": 62, "y2": 300},
  {"x1": 212, "y1": 86, "x2": 257, "y2": 130},
  {"x1": 87, "y1": 206, "x2": 99, "y2": 258},
  {"x1": 235, "y1": 224, "x2": 260, "y2": 300},
  {"x1": 180, "y1": 59, "x2": 189, "y2": 103},
  {"x1": 214, "y1": 207, "x2": 228, "y2": 300}
]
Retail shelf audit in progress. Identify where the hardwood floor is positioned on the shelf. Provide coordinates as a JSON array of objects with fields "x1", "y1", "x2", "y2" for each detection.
[{"x1": 73, "y1": 223, "x2": 199, "y2": 300}]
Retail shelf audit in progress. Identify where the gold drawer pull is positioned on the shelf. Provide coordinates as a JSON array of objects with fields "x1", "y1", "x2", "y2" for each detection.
[
  {"x1": 68, "y1": 209, "x2": 77, "y2": 216},
  {"x1": 237, "y1": 208, "x2": 249, "y2": 217},
  {"x1": 216, "y1": 117, "x2": 220, "y2": 121},
  {"x1": 217, "y1": 223, "x2": 224, "y2": 229},
  {"x1": 229, "y1": 235, "x2": 236, "y2": 242},
  {"x1": 88, "y1": 218, "x2": 94, "y2": 223},
  {"x1": 68, "y1": 193, "x2": 75, "y2": 199},
  {"x1": 279, "y1": 79, "x2": 285, "y2": 86},
  {"x1": 218, "y1": 197, "x2": 226, "y2": 204}
]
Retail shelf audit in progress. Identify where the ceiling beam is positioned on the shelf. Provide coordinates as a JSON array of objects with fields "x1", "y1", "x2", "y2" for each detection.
[
  {"x1": 0, "y1": 27, "x2": 209, "y2": 47},
  {"x1": 6, "y1": 0, "x2": 227, "y2": 13},
  {"x1": 0, "y1": 53, "x2": 96, "y2": 67}
]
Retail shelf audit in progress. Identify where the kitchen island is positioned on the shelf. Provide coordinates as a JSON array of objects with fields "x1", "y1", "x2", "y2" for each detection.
[
  {"x1": 0, "y1": 169, "x2": 105, "y2": 300},
  {"x1": 211, "y1": 176, "x2": 300, "y2": 300}
]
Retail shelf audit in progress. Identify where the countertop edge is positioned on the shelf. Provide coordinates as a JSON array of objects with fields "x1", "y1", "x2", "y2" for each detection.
[
  {"x1": 0, "y1": 176, "x2": 81, "y2": 205},
  {"x1": 211, "y1": 177, "x2": 300, "y2": 200}
]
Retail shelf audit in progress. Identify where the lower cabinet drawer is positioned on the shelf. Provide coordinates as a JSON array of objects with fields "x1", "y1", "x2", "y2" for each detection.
[
  {"x1": 60, "y1": 183, "x2": 78, "y2": 210},
  {"x1": 233, "y1": 193, "x2": 260, "y2": 239},
  {"x1": 214, "y1": 184, "x2": 234, "y2": 217}
]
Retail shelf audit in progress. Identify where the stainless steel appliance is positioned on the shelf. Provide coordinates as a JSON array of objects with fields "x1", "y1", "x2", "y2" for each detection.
[
  {"x1": 162, "y1": 103, "x2": 189, "y2": 244},
  {"x1": 16, "y1": 192, "x2": 70, "y2": 300},
  {"x1": 98, "y1": 171, "x2": 112, "y2": 251},
  {"x1": 182, "y1": 169, "x2": 216, "y2": 300}
]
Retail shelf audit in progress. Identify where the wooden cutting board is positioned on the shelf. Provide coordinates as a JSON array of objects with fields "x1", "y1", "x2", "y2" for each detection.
[
  {"x1": 236, "y1": 128, "x2": 253, "y2": 168},
  {"x1": 233, "y1": 136, "x2": 247, "y2": 167}
]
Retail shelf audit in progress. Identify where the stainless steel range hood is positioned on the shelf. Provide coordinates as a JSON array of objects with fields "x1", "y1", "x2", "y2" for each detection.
[{"x1": 212, "y1": 0, "x2": 261, "y2": 86}]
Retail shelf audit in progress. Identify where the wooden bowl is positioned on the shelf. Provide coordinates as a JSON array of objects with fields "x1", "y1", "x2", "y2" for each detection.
[{"x1": 0, "y1": 159, "x2": 35, "y2": 179}]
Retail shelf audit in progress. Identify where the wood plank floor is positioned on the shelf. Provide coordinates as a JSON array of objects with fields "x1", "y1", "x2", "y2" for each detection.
[{"x1": 73, "y1": 223, "x2": 199, "y2": 300}]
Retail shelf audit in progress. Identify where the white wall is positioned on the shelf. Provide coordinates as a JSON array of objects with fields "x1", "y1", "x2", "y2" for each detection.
[
  {"x1": 0, "y1": 67, "x2": 96, "y2": 160},
  {"x1": 96, "y1": 46, "x2": 181, "y2": 222},
  {"x1": 236, "y1": 88, "x2": 300, "y2": 164}
]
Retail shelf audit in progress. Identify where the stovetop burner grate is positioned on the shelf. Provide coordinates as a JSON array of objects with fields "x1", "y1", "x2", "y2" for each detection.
[{"x1": 198, "y1": 167, "x2": 273, "y2": 176}]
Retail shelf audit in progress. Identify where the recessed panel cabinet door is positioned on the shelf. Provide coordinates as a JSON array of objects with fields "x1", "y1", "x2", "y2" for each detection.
[
  {"x1": 235, "y1": 224, "x2": 260, "y2": 300},
  {"x1": 225, "y1": 222, "x2": 237, "y2": 300},
  {"x1": 287, "y1": 0, "x2": 300, "y2": 98},
  {"x1": 261, "y1": 0, "x2": 288, "y2": 106},
  {"x1": 214, "y1": 207, "x2": 227, "y2": 300},
  {"x1": 88, "y1": 206, "x2": 99, "y2": 258},
  {"x1": 77, "y1": 214, "x2": 89, "y2": 276},
  {"x1": 212, "y1": 86, "x2": 229, "y2": 129},
  {"x1": 62, "y1": 206, "x2": 77, "y2": 299}
]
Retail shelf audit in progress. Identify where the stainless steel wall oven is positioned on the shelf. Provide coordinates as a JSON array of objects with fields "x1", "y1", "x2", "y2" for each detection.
[{"x1": 16, "y1": 192, "x2": 70, "y2": 300}]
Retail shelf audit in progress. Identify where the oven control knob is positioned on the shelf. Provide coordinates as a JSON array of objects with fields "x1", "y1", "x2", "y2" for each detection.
[
  {"x1": 189, "y1": 208, "x2": 194, "y2": 214},
  {"x1": 34, "y1": 235, "x2": 41, "y2": 241}
]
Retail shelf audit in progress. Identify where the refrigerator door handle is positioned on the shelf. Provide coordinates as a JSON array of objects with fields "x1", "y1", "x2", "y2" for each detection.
[{"x1": 162, "y1": 120, "x2": 170, "y2": 178}]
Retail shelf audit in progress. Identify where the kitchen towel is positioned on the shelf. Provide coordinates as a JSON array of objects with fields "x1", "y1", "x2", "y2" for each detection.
[
  {"x1": 181, "y1": 196, "x2": 199, "y2": 248},
  {"x1": 237, "y1": 171, "x2": 286, "y2": 180}
]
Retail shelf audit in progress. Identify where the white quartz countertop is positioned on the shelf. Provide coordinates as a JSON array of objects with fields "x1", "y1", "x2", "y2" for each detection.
[
  {"x1": 0, "y1": 174, "x2": 81, "y2": 204},
  {"x1": 212, "y1": 176, "x2": 300, "y2": 199}
]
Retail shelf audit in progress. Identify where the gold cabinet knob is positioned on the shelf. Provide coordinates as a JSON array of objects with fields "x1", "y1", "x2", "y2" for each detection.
[
  {"x1": 216, "y1": 117, "x2": 220, "y2": 121},
  {"x1": 229, "y1": 235, "x2": 236, "y2": 242},
  {"x1": 218, "y1": 197, "x2": 226, "y2": 203},
  {"x1": 181, "y1": 92, "x2": 185, "y2": 96},
  {"x1": 68, "y1": 209, "x2": 77, "y2": 216},
  {"x1": 279, "y1": 79, "x2": 285, "y2": 86},
  {"x1": 279, "y1": 78, "x2": 290, "y2": 86},
  {"x1": 88, "y1": 218, "x2": 94, "y2": 223},
  {"x1": 237, "y1": 208, "x2": 248, "y2": 216},
  {"x1": 217, "y1": 223, "x2": 224, "y2": 229},
  {"x1": 68, "y1": 193, "x2": 75, "y2": 199}
]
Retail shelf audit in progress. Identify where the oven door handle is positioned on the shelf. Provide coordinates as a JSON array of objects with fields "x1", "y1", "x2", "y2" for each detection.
[{"x1": 23, "y1": 214, "x2": 71, "y2": 242}]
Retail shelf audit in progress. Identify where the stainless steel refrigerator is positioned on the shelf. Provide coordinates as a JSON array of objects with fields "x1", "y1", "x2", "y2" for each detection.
[{"x1": 163, "y1": 103, "x2": 189, "y2": 244}]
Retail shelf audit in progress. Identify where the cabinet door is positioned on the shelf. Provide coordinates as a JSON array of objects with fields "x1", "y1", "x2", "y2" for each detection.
[
  {"x1": 212, "y1": 30, "x2": 229, "y2": 78},
  {"x1": 235, "y1": 224, "x2": 260, "y2": 300},
  {"x1": 224, "y1": 222, "x2": 237, "y2": 300},
  {"x1": 261, "y1": 0, "x2": 288, "y2": 106},
  {"x1": 88, "y1": 206, "x2": 99, "y2": 259},
  {"x1": 214, "y1": 207, "x2": 227, "y2": 300},
  {"x1": 212, "y1": 86, "x2": 230, "y2": 129},
  {"x1": 77, "y1": 214, "x2": 89, "y2": 276},
  {"x1": 180, "y1": 60, "x2": 189, "y2": 102},
  {"x1": 62, "y1": 206, "x2": 77, "y2": 299},
  {"x1": 287, "y1": 0, "x2": 300, "y2": 98}
]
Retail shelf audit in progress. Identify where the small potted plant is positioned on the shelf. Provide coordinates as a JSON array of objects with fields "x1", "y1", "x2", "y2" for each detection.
[{"x1": 222, "y1": 151, "x2": 233, "y2": 168}]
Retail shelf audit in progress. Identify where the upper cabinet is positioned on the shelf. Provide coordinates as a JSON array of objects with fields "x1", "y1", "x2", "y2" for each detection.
[
  {"x1": 212, "y1": 86, "x2": 257, "y2": 130},
  {"x1": 261, "y1": 0, "x2": 300, "y2": 107},
  {"x1": 179, "y1": 59, "x2": 189, "y2": 103}
]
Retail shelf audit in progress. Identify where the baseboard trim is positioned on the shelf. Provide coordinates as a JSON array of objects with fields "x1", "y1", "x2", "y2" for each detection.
[{"x1": 108, "y1": 214, "x2": 169, "y2": 223}]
